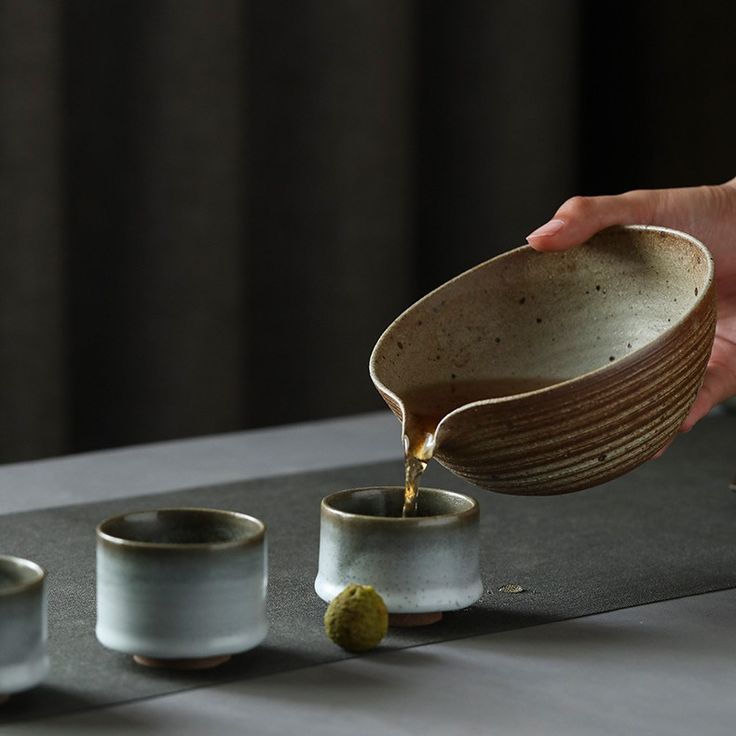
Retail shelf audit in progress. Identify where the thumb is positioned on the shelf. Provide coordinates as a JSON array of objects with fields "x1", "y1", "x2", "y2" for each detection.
[
  {"x1": 527, "y1": 190, "x2": 665, "y2": 252},
  {"x1": 646, "y1": 361, "x2": 731, "y2": 458},
  {"x1": 680, "y1": 361, "x2": 736, "y2": 432}
]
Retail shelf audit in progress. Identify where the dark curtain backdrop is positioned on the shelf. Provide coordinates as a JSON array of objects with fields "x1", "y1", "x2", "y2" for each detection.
[{"x1": 1, "y1": 1, "x2": 735, "y2": 464}]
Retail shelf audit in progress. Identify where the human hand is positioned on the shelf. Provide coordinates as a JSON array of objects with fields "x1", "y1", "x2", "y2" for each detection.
[{"x1": 526, "y1": 179, "x2": 736, "y2": 433}]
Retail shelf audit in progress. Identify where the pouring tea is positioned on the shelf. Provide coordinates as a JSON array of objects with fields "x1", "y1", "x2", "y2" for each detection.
[{"x1": 400, "y1": 377, "x2": 563, "y2": 515}]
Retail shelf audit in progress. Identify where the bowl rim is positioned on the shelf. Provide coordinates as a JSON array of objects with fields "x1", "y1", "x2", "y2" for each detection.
[
  {"x1": 0, "y1": 555, "x2": 46, "y2": 596},
  {"x1": 321, "y1": 486, "x2": 479, "y2": 523},
  {"x1": 96, "y1": 507, "x2": 266, "y2": 550},
  {"x1": 369, "y1": 225, "x2": 714, "y2": 430}
]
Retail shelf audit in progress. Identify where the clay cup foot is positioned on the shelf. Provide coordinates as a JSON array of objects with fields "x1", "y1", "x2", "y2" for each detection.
[
  {"x1": 389, "y1": 611, "x2": 443, "y2": 627},
  {"x1": 133, "y1": 654, "x2": 231, "y2": 670},
  {"x1": 0, "y1": 694, "x2": 9, "y2": 706}
]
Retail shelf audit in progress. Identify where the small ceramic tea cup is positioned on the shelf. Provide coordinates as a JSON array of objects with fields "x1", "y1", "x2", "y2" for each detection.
[
  {"x1": 315, "y1": 487, "x2": 482, "y2": 623},
  {"x1": 0, "y1": 555, "x2": 48, "y2": 700},
  {"x1": 96, "y1": 507, "x2": 268, "y2": 669}
]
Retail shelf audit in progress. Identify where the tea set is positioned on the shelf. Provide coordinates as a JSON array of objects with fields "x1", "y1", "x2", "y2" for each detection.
[{"x1": 1, "y1": 226, "x2": 715, "y2": 699}]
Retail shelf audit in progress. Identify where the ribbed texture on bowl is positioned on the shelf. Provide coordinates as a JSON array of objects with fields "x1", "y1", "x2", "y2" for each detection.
[
  {"x1": 371, "y1": 226, "x2": 716, "y2": 496},
  {"x1": 433, "y1": 300, "x2": 714, "y2": 494}
]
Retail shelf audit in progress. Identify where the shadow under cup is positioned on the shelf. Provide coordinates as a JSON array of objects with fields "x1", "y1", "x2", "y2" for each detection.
[
  {"x1": 315, "y1": 487, "x2": 483, "y2": 618},
  {"x1": 96, "y1": 508, "x2": 268, "y2": 669}
]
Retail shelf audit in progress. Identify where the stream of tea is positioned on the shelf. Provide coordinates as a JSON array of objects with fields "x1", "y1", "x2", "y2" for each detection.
[{"x1": 401, "y1": 377, "x2": 563, "y2": 516}]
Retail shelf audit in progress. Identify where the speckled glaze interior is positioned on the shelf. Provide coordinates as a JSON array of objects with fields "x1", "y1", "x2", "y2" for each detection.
[
  {"x1": 370, "y1": 226, "x2": 716, "y2": 495},
  {"x1": 315, "y1": 487, "x2": 483, "y2": 614}
]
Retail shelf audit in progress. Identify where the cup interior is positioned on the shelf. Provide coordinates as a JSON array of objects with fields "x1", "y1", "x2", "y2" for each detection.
[
  {"x1": 0, "y1": 556, "x2": 45, "y2": 594},
  {"x1": 324, "y1": 487, "x2": 476, "y2": 519},
  {"x1": 97, "y1": 508, "x2": 264, "y2": 547}
]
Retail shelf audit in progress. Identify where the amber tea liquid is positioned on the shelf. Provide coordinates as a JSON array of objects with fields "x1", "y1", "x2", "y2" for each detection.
[{"x1": 401, "y1": 377, "x2": 563, "y2": 516}]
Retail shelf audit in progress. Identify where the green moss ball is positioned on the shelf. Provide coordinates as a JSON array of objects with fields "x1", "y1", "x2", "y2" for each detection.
[{"x1": 324, "y1": 584, "x2": 389, "y2": 652}]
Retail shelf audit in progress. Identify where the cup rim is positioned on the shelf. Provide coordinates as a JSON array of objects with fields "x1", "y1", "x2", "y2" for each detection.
[
  {"x1": 321, "y1": 486, "x2": 478, "y2": 523},
  {"x1": 0, "y1": 555, "x2": 46, "y2": 596},
  {"x1": 96, "y1": 507, "x2": 266, "y2": 550}
]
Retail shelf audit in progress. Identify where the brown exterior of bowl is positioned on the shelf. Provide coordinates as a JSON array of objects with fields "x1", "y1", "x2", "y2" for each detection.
[{"x1": 370, "y1": 226, "x2": 716, "y2": 495}]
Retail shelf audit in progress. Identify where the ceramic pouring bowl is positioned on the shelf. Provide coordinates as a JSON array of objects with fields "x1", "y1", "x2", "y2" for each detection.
[
  {"x1": 0, "y1": 555, "x2": 48, "y2": 700},
  {"x1": 370, "y1": 226, "x2": 716, "y2": 495},
  {"x1": 315, "y1": 487, "x2": 482, "y2": 621},
  {"x1": 96, "y1": 507, "x2": 268, "y2": 669}
]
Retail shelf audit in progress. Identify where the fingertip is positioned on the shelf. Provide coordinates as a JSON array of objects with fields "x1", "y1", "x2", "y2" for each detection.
[
  {"x1": 526, "y1": 219, "x2": 571, "y2": 251},
  {"x1": 681, "y1": 391, "x2": 714, "y2": 433},
  {"x1": 526, "y1": 235, "x2": 570, "y2": 252},
  {"x1": 679, "y1": 407, "x2": 701, "y2": 434},
  {"x1": 529, "y1": 191, "x2": 650, "y2": 253},
  {"x1": 527, "y1": 218, "x2": 565, "y2": 240}
]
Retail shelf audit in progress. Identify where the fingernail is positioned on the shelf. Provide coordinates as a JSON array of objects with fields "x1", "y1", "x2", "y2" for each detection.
[{"x1": 527, "y1": 219, "x2": 565, "y2": 240}]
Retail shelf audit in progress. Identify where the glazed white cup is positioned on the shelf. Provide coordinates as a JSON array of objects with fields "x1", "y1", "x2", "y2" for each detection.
[
  {"x1": 96, "y1": 508, "x2": 268, "y2": 665},
  {"x1": 0, "y1": 555, "x2": 49, "y2": 697},
  {"x1": 315, "y1": 487, "x2": 482, "y2": 614}
]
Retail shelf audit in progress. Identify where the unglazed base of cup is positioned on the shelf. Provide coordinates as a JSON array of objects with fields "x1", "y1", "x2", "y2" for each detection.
[
  {"x1": 133, "y1": 654, "x2": 231, "y2": 670},
  {"x1": 388, "y1": 612, "x2": 443, "y2": 627}
]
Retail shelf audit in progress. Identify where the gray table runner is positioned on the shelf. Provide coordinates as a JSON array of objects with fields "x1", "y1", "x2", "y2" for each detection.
[{"x1": 1, "y1": 415, "x2": 735, "y2": 725}]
